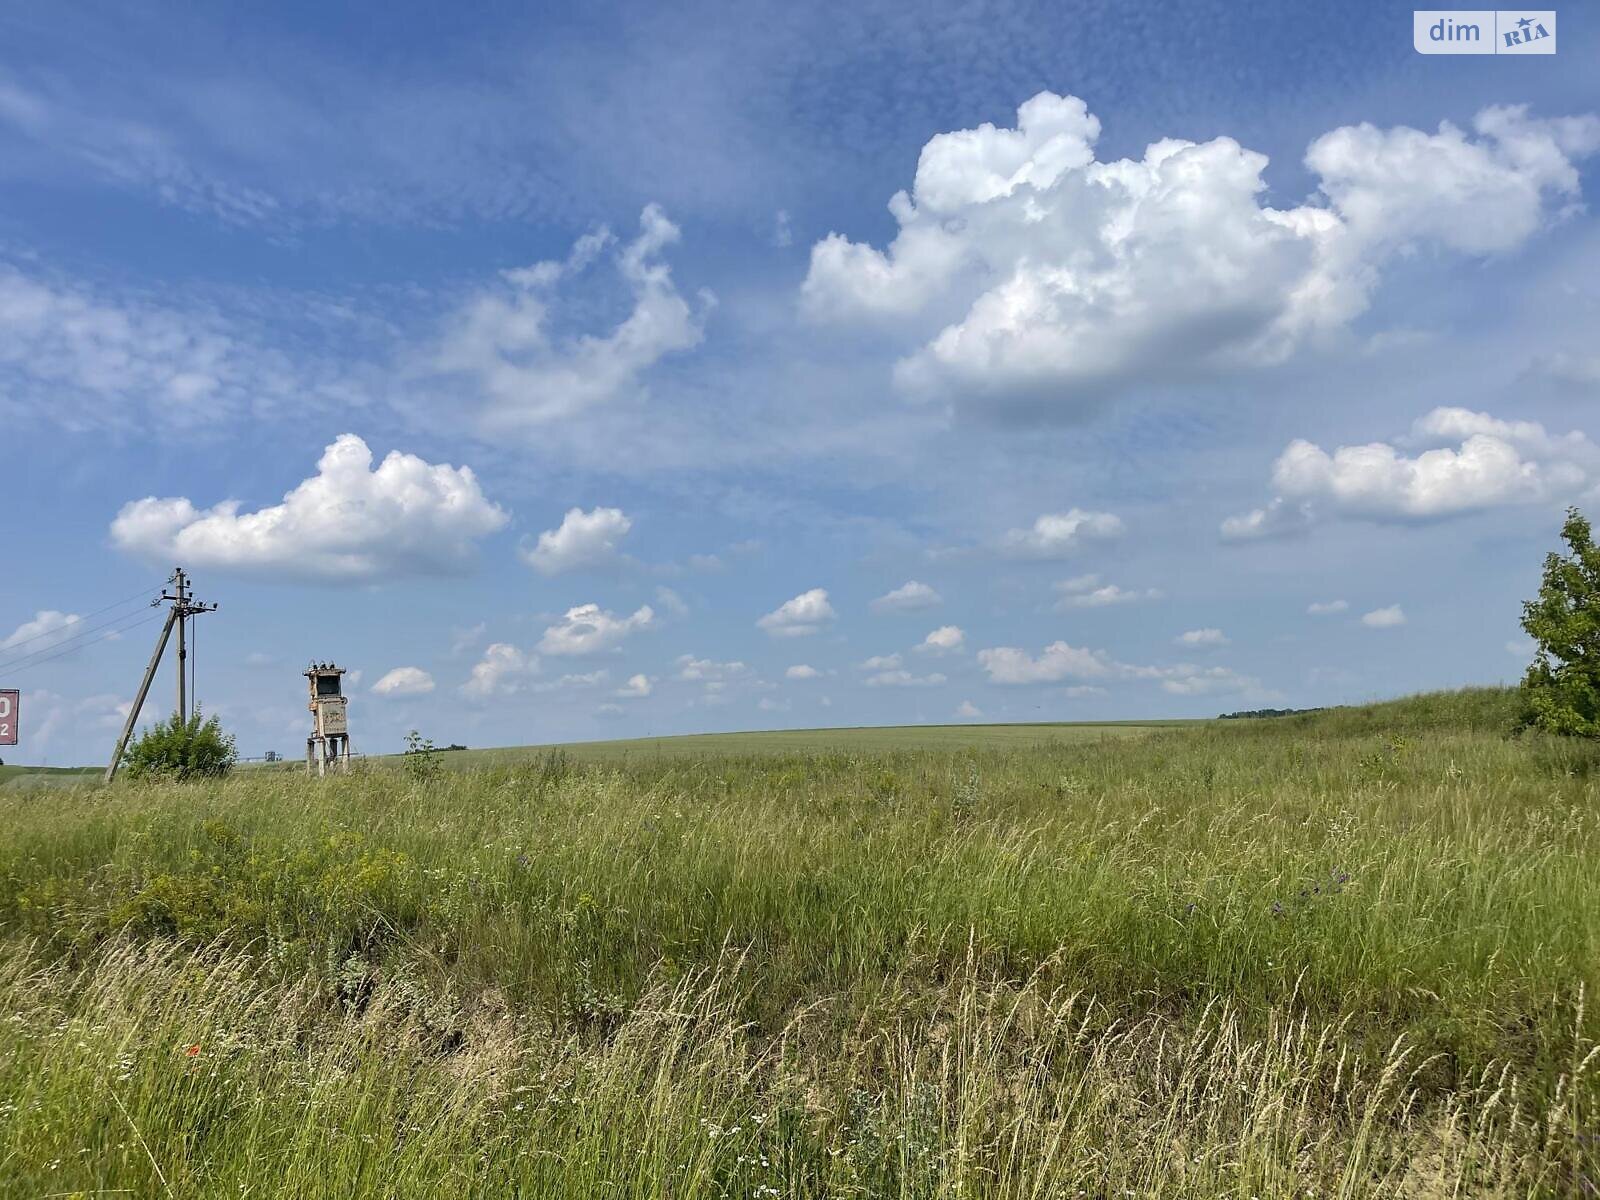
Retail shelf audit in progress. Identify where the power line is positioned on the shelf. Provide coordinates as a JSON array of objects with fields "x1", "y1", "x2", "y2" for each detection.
[
  {"x1": 3, "y1": 611, "x2": 166, "y2": 680},
  {"x1": 0, "y1": 607, "x2": 162, "y2": 675},
  {"x1": 0, "y1": 581, "x2": 164, "y2": 659},
  {"x1": 0, "y1": 607, "x2": 152, "y2": 669},
  {"x1": 0, "y1": 589, "x2": 165, "y2": 672},
  {"x1": 0, "y1": 604, "x2": 164, "y2": 675}
]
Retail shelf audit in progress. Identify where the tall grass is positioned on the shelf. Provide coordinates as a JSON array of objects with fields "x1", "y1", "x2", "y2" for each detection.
[{"x1": 1, "y1": 687, "x2": 1597, "y2": 1196}]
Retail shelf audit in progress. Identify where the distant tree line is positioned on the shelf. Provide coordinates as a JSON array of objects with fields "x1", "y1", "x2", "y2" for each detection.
[{"x1": 1216, "y1": 707, "x2": 1326, "y2": 721}]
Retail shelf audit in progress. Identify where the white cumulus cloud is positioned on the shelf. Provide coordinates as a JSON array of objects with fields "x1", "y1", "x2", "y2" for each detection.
[
  {"x1": 533, "y1": 670, "x2": 610, "y2": 692},
  {"x1": 1274, "y1": 434, "x2": 1544, "y2": 517},
  {"x1": 978, "y1": 640, "x2": 1259, "y2": 696},
  {"x1": 865, "y1": 669, "x2": 947, "y2": 688},
  {"x1": 2, "y1": 610, "x2": 84, "y2": 654},
  {"x1": 785, "y1": 664, "x2": 821, "y2": 680},
  {"x1": 1176, "y1": 628, "x2": 1230, "y2": 647},
  {"x1": 1053, "y1": 574, "x2": 1161, "y2": 608},
  {"x1": 111, "y1": 434, "x2": 508, "y2": 582},
  {"x1": 1308, "y1": 600, "x2": 1350, "y2": 616},
  {"x1": 461, "y1": 644, "x2": 539, "y2": 699},
  {"x1": 538, "y1": 603, "x2": 656, "y2": 656},
  {"x1": 758, "y1": 588, "x2": 836, "y2": 637},
  {"x1": 615, "y1": 673, "x2": 653, "y2": 698},
  {"x1": 998, "y1": 510, "x2": 1124, "y2": 559},
  {"x1": 676, "y1": 655, "x2": 750, "y2": 683},
  {"x1": 1362, "y1": 605, "x2": 1407, "y2": 628},
  {"x1": 977, "y1": 641, "x2": 1117, "y2": 684},
  {"x1": 870, "y1": 580, "x2": 942, "y2": 613},
  {"x1": 955, "y1": 700, "x2": 983, "y2": 719},
  {"x1": 1220, "y1": 498, "x2": 1313, "y2": 543},
  {"x1": 371, "y1": 667, "x2": 435, "y2": 697},
  {"x1": 1224, "y1": 407, "x2": 1600, "y2": 533},
  {"x1": 1159, "y1": 666, "x2": 1259, "y2": 696},
  {"x1": 803, "y1": 93, "x2": 1597, "y2": 416},
  {"x1": 1306, "y1": 105, "x2": 1600, "y2": 256},
  {"x1": 918, "y1": 625, "x2": 965, "y2": 653},
  {"x1": 520, "y1": 506, "x2": 632, "y2": 575}
]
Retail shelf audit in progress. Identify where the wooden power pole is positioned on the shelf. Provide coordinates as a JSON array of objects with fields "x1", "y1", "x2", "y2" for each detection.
[{"x1": 103, "y1": 567, "x2": 218, "y2": 782}]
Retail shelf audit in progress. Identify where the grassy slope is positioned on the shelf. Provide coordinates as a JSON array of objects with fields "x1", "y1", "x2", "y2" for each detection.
[{"x1": 1, "y1": 685, "x2": 1596, "y2": 1196}]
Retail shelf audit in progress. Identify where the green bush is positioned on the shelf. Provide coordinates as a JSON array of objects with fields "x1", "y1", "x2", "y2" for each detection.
[{"x1": 121, "y1": 711, "x2": 237, "y2": 781}]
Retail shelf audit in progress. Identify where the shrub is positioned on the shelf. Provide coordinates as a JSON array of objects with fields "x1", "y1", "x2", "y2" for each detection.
[
  {"x1": 121, "y1": 711, "x2": 237, "y2": 781},
  {"x1": 1521, "y1": 507, "x2": 1600, "y2": 736},
  {"x1": 403, "y1": 730, "x2": 442, "y2": 781}
]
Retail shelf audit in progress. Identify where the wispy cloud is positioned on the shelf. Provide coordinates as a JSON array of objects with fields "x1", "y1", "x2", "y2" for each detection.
[{"x1": 433, "y1": 206, "x2": 712, "y2": 434}]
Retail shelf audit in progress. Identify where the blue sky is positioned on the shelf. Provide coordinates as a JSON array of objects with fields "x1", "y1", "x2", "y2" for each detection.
[{"x1": 2, "y1": 1, "x2": 1597, "y2": 763}]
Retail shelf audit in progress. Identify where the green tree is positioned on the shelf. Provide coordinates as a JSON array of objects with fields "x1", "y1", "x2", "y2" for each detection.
[
  {"x1": 1521, "y1": 507, "x2": 1600, "y2": 736},
  {"x1": 122, "y1": 710, "x2": 238, "y2": 780}
]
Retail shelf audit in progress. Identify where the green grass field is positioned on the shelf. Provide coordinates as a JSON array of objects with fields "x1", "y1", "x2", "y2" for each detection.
[
  {"x1": 1, "y1": 687, "x2": 1596, "y2": 1197},
  {"x1": 3, "y1": 722, "x2": 1189, "y2": 787},
  {"x1": 0, "y1": 762, "x2": 100, "y2": 791},
  {"x1": 404, "y1": 718, "x2": 1187, "y2": 768}
]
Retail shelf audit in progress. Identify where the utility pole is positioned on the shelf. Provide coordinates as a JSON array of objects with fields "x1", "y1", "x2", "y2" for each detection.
[
  {"x1": 103, "y1": 567, "x2": 218, "y2": 783},
  {"x1": 172, "y1": 568, "x2": 192, "y2": 723},
  {"x1": 162, "y1": 568, "x2": 216, "y2": 726},
  {"x1": 103, "y1": 607, "x2": 176, "y2": 783}
]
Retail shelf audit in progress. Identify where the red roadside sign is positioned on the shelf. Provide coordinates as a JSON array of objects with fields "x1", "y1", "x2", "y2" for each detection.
[{"x1": 0, "y1": 690, "x2": 16, "y2": 746}]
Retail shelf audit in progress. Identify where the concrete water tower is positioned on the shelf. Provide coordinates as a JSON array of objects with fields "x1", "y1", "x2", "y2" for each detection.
[{"x1": 305, "y1": 662, "x2": 352, "y2": 775}]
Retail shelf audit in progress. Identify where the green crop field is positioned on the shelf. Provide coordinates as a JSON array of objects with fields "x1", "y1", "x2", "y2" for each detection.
[
  {"x1": 1, "y1": 686, "x2": 1597, "y2": 1197},
  {"x1": 403, "y1": 718, "x2": 1189, "y2": 768}
]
